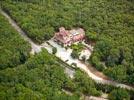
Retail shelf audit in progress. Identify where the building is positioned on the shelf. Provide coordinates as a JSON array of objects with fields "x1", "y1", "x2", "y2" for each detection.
[{"x1": 54, "y1": 27, "x2": 85, "y2": 46}]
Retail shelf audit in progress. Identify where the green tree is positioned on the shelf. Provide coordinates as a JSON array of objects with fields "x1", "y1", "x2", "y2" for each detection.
[
  {"x1": 71, "y1": 51, "x2": 79, "y2": 59},
  {"x1": 104, "y1": 65, "x2": 127, "y2": 82},
  {"x1": 109, "y1": 89, "x2": 130, "y2": 100},
  {"x1": 52, "y1": 47, "x2": 57, "y2": 54},
  {"x1": 106, "y1": 49, "x2": 120, "y2": 67},
  {"x1": 74, "y1": 70, "x2": 101, "y2": 96}
]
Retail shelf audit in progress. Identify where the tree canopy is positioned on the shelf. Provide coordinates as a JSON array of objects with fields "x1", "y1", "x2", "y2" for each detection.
[
  {"x1": 0, "y1": 13, "x2": 31, "y2": 70},
  {"x1": 0, "y1": 0, "x2": 134, "y2": 99},
  {"x1": 1, "y1": 0, "x2": 133, "y2": 84},
  {"x1": 109, "y1": 89, "x2": 130, "y2": 100}
]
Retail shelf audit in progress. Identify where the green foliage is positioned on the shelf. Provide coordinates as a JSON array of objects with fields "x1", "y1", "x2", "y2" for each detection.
[
  {"x1": 70, "y1": 43, "x2": 84, "y2": 53},
  {"x1": 86, "y1": 32, "x2": 98, "y2": 41},
  {"x1": 0, "y1": 0, "x2": 134, "y2": 98},
  {"x1": 108, "y1": 89, "x2": 130, "y2": 100},
  {"x1": 71, "y1": 50, "x2": 79, "y2": 59},
  {"x1": 70, "y1": 43, "x2": 84, "y2": 59},
  {"x1": 74, "y1": 70, "x2": 101, "y2": 96},
  {"x1": 1, "y1": 0, "x2": 133, "y2": 84},
  {"x1": 90, "y1": 52, "x2": 105, "y2": 71},
  {"x1": 95, "y1": 83, "x2": 134, "y2": 100},
  {"x1": 0, "y1": 49, "x2": 101, "y2": 99},
  {"x1": 52, "y1": 47, "x2": 57, "y2": 54},
  {"x1": 104, "y1": 65, "x2": 127, "y2": 82},
  {"x1": 0, "y1": 50, "x2": 79, "y2": 99},
  {"x1": 0, "y1": 13, "x2": 31, "y2": 69}
]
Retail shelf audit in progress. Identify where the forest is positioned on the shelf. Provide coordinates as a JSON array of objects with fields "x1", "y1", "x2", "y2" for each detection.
[
  {"x1": 0, "y1": 15, "x2": 101, "y2": 99},
  {"x1": 0, "y1": 46, "x2": 101, "y2": 99},
  {"x1": 1, "y1": 0, "x2": 133, "y2": 85},
  {"x1": 0, "y1": 48, "x2": 133, "y2": 99},
  {"x1": 0, "y1": 12, "x2": 133, "y2": 99},
  {"x1": 0, "y1": 0, "x2": 134, "y2": 99},
  {"x1": 0, "y1": 13, "x2": 31, "y2": 70}
]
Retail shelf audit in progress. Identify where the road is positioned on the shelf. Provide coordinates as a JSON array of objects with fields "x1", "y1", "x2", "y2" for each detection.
[{"x1": 1, "y1": 9, "x2": 133, "y2": 90}]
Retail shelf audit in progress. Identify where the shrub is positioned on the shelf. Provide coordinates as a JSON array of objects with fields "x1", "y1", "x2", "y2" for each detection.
[{"x1": 52, "y1": 47, "x2": 57, "y2": 54}]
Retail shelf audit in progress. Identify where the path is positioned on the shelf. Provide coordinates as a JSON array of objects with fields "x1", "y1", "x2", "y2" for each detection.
[{"x1": 1, "y1": 9, "x2": 133, "y2": 90}]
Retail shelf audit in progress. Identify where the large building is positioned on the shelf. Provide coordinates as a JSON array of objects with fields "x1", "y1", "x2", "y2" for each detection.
[{"x1": 54, "y1": 27, "x2": 85, "y2": 46}]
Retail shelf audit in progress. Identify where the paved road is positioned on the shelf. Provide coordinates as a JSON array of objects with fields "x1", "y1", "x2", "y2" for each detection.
[{"x1": 1, "y1": 9, "x2": 133, "y2": 90}]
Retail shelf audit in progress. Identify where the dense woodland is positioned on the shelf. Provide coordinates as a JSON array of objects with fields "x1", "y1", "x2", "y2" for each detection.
[
  {"x1": 0, "y1": 0, "x2": 134, "y2": 99},
  {"x1": 0, "y1": 48, "x2": 133, "y2": 99},
  {"x1": 0, "y1": 48, "x2": 101, "y2": 99},
  {"x1": 0, "y1": 15, "x2": 101, "y2": 99},
  {"x1": 1, "y1": 0, "x2": 133, "y2": 85},
  {"x1": 0, "y1": 13, "x2": 31, "y2": 69}
]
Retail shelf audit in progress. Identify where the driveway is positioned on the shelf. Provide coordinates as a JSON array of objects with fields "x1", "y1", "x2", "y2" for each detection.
[{"x1": 48, "y1": 39, "x2": 134, "y2": 90}]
